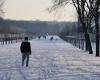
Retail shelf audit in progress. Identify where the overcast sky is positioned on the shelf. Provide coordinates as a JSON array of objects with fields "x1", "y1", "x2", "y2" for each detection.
[{"x1": 4, "y1": 0, "x2": 77, "y2": 21}]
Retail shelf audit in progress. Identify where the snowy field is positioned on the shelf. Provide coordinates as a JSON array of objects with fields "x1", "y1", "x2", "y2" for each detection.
[{"x1": 0, "y1": 36, "x2": 100, "y2": 80}]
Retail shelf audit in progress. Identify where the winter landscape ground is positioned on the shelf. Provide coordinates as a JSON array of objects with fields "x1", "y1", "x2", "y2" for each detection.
[{"x1": 0, "y1": 36, "x2": 100, "y2": 80}]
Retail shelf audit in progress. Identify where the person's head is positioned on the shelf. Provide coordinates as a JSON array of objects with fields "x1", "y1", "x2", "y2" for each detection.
[{"x1": 24, "y1": 37, "x2": 28, "y2": 40}]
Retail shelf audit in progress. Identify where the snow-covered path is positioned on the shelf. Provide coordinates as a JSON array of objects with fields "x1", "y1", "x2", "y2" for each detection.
[{"x1": 0, "y1": 36, "x2": 100, "y2": 80}]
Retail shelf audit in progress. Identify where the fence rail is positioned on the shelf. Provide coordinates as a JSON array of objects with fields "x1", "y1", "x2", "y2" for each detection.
[
  {"x1": 0, "y1": 35, "x2": 34, "y2": 45},
  {"x1": 60, "y1": 36, "x2": 85, "y2": 50},
  {"x1": 1, "y1": 37, "x2": 23, "y2": 45}
]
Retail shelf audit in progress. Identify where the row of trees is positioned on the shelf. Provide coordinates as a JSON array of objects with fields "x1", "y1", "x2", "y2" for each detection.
[{"x1": 49, "y1": 0, "x2": 100, "y2": 56}]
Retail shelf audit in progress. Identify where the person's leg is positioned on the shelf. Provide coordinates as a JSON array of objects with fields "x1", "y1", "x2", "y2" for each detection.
[
  {"x1": 26, "y1": 55, "x2": 29, "y2": 67},
  {"x1": 22, "y1": 54, "x2": 26, "y2": 66}
]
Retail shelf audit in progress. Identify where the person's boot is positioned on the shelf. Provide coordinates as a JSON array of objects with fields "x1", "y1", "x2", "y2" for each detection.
[{"x1": 26, "y1": 64, "x2": 28, "y2": 67}]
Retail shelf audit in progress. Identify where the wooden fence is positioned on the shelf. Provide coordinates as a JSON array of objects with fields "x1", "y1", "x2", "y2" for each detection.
[
  {"x1": 0, "y1": 33, "x2": 34, "y2": 45},
  {"x1": 1, "y1": 37, "x2": 23, "y2": 45}
]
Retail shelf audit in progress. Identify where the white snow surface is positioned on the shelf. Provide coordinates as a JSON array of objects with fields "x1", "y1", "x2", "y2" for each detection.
[{"x1": 0, "y1": 36, "x2": 100, "y2": 80}]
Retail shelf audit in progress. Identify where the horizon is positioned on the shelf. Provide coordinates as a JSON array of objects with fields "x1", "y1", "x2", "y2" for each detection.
[{"x1": 4, "y1": 18, "x2": 78, "y2": 22}]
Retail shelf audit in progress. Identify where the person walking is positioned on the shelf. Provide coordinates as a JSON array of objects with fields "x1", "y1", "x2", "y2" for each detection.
[{"x1": 20, "y1": 37, "x2": 31, "y2": 67}]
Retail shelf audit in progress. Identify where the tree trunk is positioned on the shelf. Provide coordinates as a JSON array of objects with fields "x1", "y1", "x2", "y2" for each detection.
[
  {"x1": 95, "y1": 18, "x2": 99, "y2": 56},
  {"x1": 82, "y1": 23, "x2": 93, "y2": 54},
  {"x1": 84, "y1": 33, "x2": 93, "y2": 54}
]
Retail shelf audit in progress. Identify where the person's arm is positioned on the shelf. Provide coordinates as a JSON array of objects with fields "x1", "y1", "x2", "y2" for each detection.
[
  {"x1": 20, "y1": 42, "x2": 23, "y2": 53},
  {"x1": 29, "y1": 43, "x2": 32, "y2": 54}
]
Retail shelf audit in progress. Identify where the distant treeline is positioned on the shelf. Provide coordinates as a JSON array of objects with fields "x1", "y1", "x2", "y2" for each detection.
[{"x1": 0, "y1": 19, "x2": 78, "y2": 35}]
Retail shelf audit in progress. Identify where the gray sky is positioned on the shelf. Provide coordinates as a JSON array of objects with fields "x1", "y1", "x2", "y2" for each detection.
[{"x1": 4, "y1": 0, "x2": 77, "y2": 21}]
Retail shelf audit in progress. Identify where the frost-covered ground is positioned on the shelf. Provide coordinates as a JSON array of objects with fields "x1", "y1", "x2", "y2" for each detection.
[{"x1": 0, "y1": 36, "x2": 100, "y2": 80}]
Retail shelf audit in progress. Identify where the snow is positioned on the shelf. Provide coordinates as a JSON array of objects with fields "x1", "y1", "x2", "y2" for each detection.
[
  {"x1": 92, "y1": 42, "x2": 96, "y2": 54},
  {"x1": 0, "y1": 35, "x2": 100, "y2": 80}
]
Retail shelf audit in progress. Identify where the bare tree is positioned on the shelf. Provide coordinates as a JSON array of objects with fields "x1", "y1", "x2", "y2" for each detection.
[
  {"x1": 0, "y1": 0, "x2": 6, "y2": 17},
  {"x1": 0, "y1": 0, "x2": 6, "y2": 33},
  {"x1": 85, "y1": 0, "x2": 100, "y2": 56},
  {"x1": 48, "y1": 0, "x2": 93, "y2": 54},
  {"x1": 94, "y1": 0, "x2": 100, "y2": 56}
]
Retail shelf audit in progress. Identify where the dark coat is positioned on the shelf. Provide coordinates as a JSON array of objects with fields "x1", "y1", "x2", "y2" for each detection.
[{"x1": 20, "y1": 41, "x2": 31, "y2": 55}]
